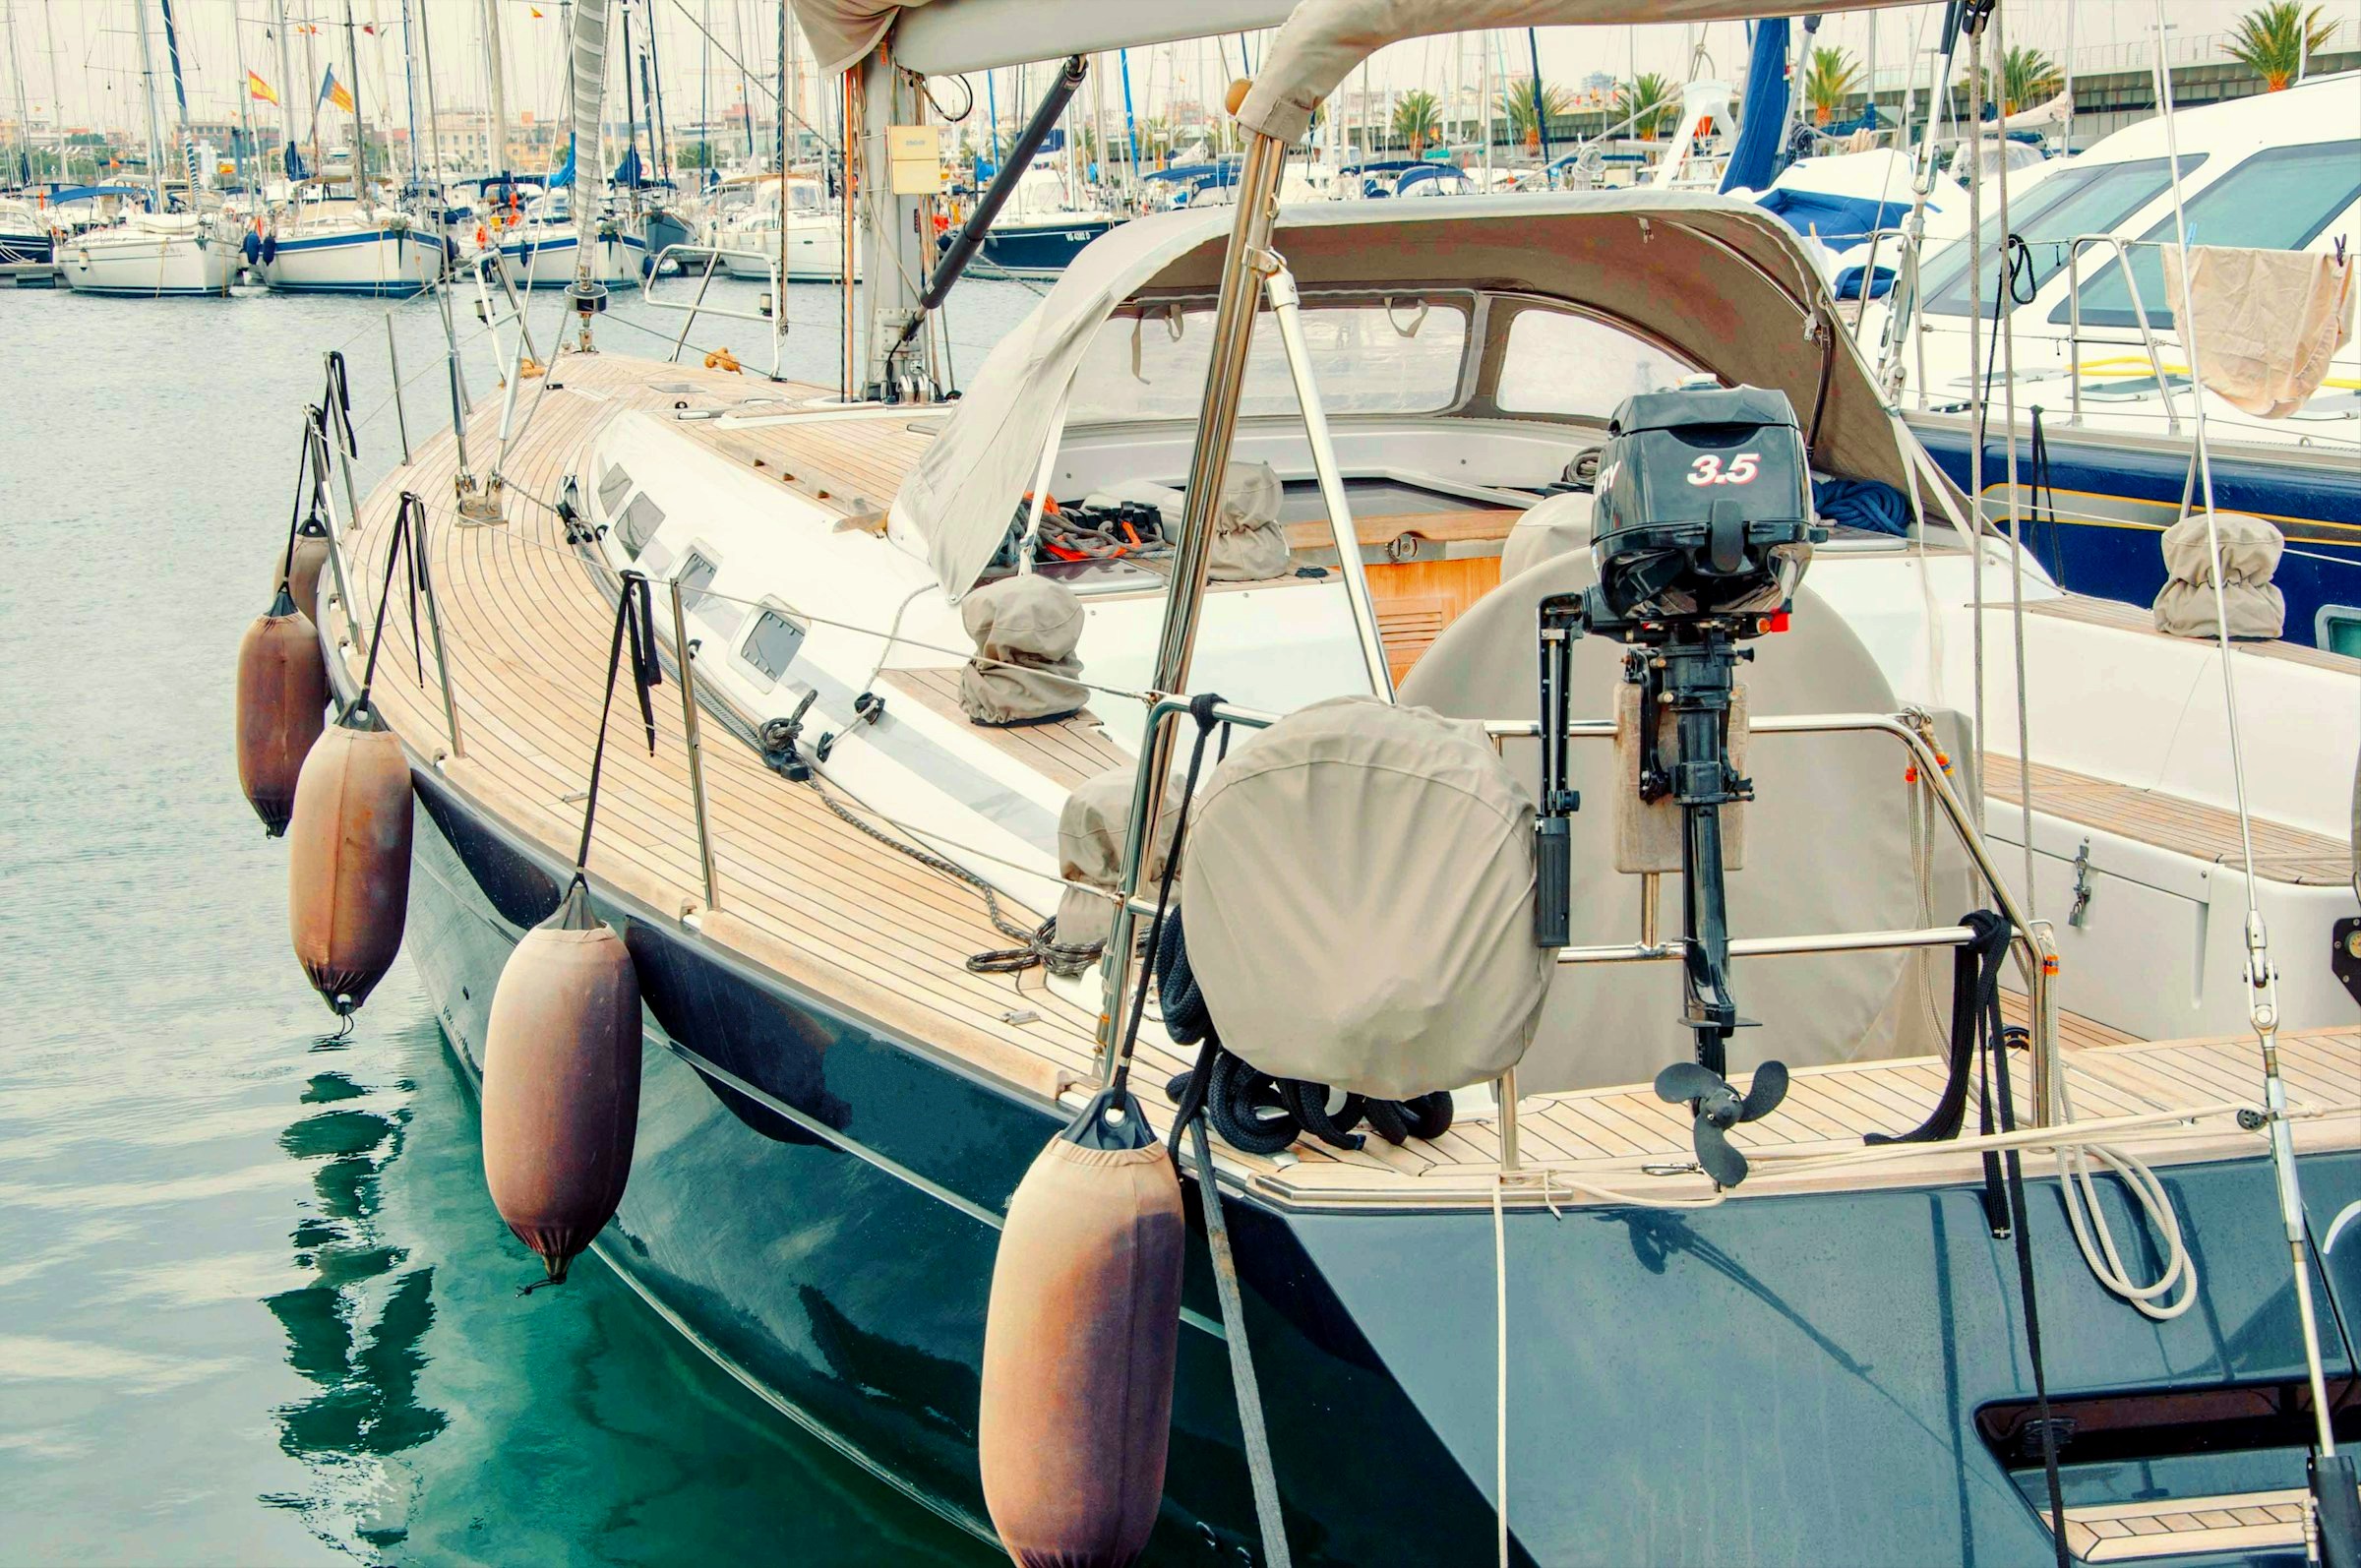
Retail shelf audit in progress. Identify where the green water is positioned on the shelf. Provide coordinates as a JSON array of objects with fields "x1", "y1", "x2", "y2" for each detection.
[{"x1": 0, "y1": 275, "x2": 1027, "y2": 1564}]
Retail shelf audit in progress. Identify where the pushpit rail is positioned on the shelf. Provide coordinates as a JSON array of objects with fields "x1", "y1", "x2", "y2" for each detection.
[
  {"x1": 1099, "y1": 695, "x2": 2060, "y2": 1178},
  {"x1": 643, "y1": 243, "x2": 787, "y2": 381}
]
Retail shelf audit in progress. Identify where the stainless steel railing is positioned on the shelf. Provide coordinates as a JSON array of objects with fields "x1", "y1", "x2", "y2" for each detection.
[{"x1": 1099, "y1": 695, "x2": 2058, "y2": 1180}]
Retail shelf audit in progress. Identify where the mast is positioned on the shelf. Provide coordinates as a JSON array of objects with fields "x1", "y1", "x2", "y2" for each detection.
[
  {"x1": 479, "y1": 0, "x2": 506, "y2": 177},
  {"x1": 230, "y1": 0, "x2": 259, "y2": 205},
  {"x1": 1526, "y1": 26, "x2": 1549, "y2": 164},
  {"x1": 270, "y1": 0, "x2": 302, "y2": 181},
  {"x1": 394, "y1": 0, "x2": 419, "y2": 202},
  {"x1": 731, "y1": 0, "x2": 752, "y2": 160},
  {"x1": 340, "y1": 0, "x2": 367, "y2": 198},
  {"x1": 156, "y1": 0, "x2": 201, "y2": 199},
  {"x1": 643, "y1": 0, "x2": 669, "y2": 180},
  {"x1": 620, "y1": 0, "x2": 638, "y2": 214},
  {"x1": 130, "y1": 0, "x2": 166, "y2": 208},
  {"x1": 412, "y1": 0, "x2": 445, "y2": 200},
  {"x1": 6, "y1": 1, "x2": 35, "y2": 187}
]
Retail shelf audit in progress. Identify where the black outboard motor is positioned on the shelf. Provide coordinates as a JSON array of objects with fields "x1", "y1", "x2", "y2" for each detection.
[{"x1": 1534, "y1": 383, "x2": 1826, "y2": 1187}]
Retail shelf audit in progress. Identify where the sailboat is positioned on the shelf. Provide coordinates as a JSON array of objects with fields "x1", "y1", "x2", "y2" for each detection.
[
  {"x1": 260, "y1": 2, "x2": 441, "y2": 298},
  {"x1": 63, "y1": 0, "x2": 228, "y2": 297},
  {"x1": 264, "y1": 2, "x2": 2361, "y2": 1563}
]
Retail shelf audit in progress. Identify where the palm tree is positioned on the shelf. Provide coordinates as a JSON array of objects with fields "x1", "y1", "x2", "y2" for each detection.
[
  {"x1": 1497, "y1": 78, "x2": 1571, "y2": 152},
  {"x1": 1392, "y1": 89, "x2": 1442, "y2": 156},
  {"x1": 1802, "y1": 45, "x2": 1864, "y2": 125},
  {"x1": 2225, "y1": 2, "x2": 2340, "y2": 90},
  {"x1": 1985, "y1": 45, "x2": 2061, "y2": 114},
  {"x1": 1618, "y1": 73, "x2": 1678, "y2": 140}
]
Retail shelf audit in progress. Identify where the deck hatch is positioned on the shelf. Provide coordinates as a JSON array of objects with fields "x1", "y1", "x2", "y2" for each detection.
[
  {"x1": 738, "y1": 607, "x2": 807, "y2": 684},
  {"x1": 617, "y1": 495, "x2": 666, "y2": 557}
]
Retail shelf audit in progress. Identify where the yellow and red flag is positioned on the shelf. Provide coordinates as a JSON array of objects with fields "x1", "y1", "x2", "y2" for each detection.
[
  {"x1": 248, "y1": 71, "x2": 278, "y2": 106},
  {"x1": 317, "y1": 68, "x2": 354, "y2": 114}
]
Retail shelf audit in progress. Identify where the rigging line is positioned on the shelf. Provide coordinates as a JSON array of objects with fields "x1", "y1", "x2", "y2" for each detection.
[
  {"x1": 1987, "y1": 1, "x2": 2038, "y2": 924},
  {"x1": 661, "y1": 0, "x2": 836, "y2": 157}
]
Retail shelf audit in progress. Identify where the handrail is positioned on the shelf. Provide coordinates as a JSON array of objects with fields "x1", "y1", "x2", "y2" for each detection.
[
  {"x1": 2063, "y1": 232, "x2": 2182, "y2": 433},
  {"x1": 1097, "y1": 696, "x2": 2059, "y2": 1182},
  {"x1": 642, "y1": 242, "x2": 785, "y2": 380}
]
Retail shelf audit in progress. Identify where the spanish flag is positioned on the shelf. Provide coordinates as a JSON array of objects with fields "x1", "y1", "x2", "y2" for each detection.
[
  {"x1": 317, "y1": 67, "x2": 354, "y2": 114},
  {"x1": 248, "y1": 71, "x2": 277, "y2": 106}
]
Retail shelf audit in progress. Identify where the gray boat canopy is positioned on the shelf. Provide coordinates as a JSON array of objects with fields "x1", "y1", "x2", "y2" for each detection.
[
  {"x1": 1238, "y1": 0, "x2": 1901, "y2": 146},
  {"x1": 790, "y1": 0, "x2": 1298, "y2": 76},
  {"x1": 892, "y1": 191, "x2": 1961, "y2": 601}
]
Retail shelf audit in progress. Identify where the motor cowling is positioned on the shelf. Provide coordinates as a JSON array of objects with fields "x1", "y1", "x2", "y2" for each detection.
[
  {"x1": 286, "y1": 707, "x2": 413, "y2": 1014},
  {"x1": 980, "y1": 1093, "x2": 1182, "y2": 1568},
  {"x1": 1588, "y1": 383, "x2": 1815, "y2": 630},
  {"x1": 480, "y1": 876, "x2": 642, "y2": 1284},
  {"x1": 235, "y1": 584, "x2": 329, "y2": 836}
]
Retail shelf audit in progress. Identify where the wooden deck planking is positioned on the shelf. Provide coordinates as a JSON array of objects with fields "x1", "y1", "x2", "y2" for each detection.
[{"x1": 1985, "y1": 753, "x2": 2349, "y2": 885}]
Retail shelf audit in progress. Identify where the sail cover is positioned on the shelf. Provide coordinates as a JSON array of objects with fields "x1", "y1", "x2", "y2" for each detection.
[
  {"x1": 1237, "y1": 0, "x2": 1901, "y2": 146},
  {"x1": 570, "y1": 0, "x2": 609, "y2": 275}
]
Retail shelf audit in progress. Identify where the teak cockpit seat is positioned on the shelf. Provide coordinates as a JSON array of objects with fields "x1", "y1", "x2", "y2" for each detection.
[{"x1": 1400, "y1": 549, "x2": 1976, "y2": 1096}]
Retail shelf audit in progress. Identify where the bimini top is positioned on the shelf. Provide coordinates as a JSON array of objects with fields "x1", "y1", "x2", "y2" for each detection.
[
  {"x1": 790, "y1": 0, "x2": 1296, "y2": 76},
  {"x1": 893, "y1": 190, "x2": 1949, "y2": 600}
]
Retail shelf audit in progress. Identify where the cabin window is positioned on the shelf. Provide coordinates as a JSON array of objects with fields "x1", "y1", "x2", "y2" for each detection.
[
  {"x1": 1069, "y1": 298, "x2": 1470, "y2": 424},
  {"x1": 1919, "y1": 155, "x2": 2198, "y2": 318},
  {"x1": 738, "y1": 608, "x2": 807, "y2": 684},
  {"x1": 1494, "y1": 308, "x2": 1695, "y2": 421},
  {"x1": 2050, "y1": 141, "x2": 2361, "y2": 331},
  {"x1": 617, "y1": 494, "x2": 665, "y2": 557},
  {"x1": 675, "y1": 550, "x2": 718, "y2": 600},
  {"x1": 596, "y1": 462, "x2": 633, "y2": 515}
]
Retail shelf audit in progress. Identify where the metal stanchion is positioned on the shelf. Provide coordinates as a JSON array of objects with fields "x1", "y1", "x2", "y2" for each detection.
[{"x1": 669, "y1": 577, "x2": 721, "y2": 912}]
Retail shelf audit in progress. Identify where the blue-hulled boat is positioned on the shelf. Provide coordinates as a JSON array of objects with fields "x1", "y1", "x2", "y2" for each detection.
[{"x1": 274, "y1": 4, "x2": 2361, "y2": 1565}]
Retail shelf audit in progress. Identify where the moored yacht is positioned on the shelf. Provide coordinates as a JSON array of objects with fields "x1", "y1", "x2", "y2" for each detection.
[
  {"x1": 1868, "y1": 74, "x2": 2361, "y2": 649},
  {"x1": 256, "y1": 2, "x2": 2361, "y2": 1565}
]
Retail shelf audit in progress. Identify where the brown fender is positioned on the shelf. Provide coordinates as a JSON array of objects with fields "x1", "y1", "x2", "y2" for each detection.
[
  {"x1": 284, "y1": 528, "x2": 332, "y2": 624},
  {"x1": 980, "y1": 1102, "x2": 1183, "y2": 1568},
  {"x1": 286, "y1": 711, "x2": 413, "y2": 1014},
  {"x1": 480, "y1": 877, "x2": 642, "y2": 1283},
  {"x1": 235, "y1": 586, "x2": 329, "y2": 836}
]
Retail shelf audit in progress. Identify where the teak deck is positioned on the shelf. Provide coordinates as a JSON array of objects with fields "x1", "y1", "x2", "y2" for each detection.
[{"x1": 334, "y1": 350, "x2": 2361, "y2": 1212}]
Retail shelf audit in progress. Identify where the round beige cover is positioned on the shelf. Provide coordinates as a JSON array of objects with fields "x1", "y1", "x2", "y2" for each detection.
[
  {"x1": 1179, "y1": 695, "x2": 1551, "y2": 1100},
  {"x1": 1209, "y1": 460, "x2": 1291, "y2": 582},
  {"x1": 1056, "y1": 765, "x2": 1182, "y2": 953},
  {"x1": 958, "y1": 574, "x2": 1088, "y2": 725},
  {"x1": 2152, "y1": 511, "x2": 2285, "y2": 640},
  {"x1": 1399, "y1": 550, "x2": 1969, "y2": 1096}
]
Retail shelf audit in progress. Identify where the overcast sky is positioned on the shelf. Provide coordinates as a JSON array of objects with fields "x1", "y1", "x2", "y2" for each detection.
[{"x1": 7, "y1": 1, "x2": 2355, "y2": 141}]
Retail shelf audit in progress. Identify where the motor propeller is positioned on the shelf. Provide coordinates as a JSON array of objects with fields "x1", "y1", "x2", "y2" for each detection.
[{"x1": 1655, "y1": 1058, "x2": 1789, "y2": 1188}]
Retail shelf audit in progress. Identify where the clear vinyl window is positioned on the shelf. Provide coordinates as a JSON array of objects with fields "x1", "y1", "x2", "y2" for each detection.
[
  {"x1": 1494, "y1": 307, "x2": 1697, "y2": 421},
  {"x1": 1068, "y1": 298, "x2": 1470, "y2": 424}
]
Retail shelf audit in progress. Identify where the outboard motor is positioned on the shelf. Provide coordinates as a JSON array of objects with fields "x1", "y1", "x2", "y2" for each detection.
[{"x1": 1534, "y1": 383, "x2": 1824, "y2": 1186}]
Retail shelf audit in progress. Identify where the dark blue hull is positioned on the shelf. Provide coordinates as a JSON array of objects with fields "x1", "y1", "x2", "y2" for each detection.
[
  {"x1": 391, "y1": 743, "x2": 2361, "y2": 1566},
  {"x1": 969, "y1": 217, "x2": 1116, "y2": 278},
  {"x1": 0, "y1": 229, "x2": 54, "y2": 267},
  {"x1": 1909, "y1": 415, "x2": 2361, "y2": 651}
]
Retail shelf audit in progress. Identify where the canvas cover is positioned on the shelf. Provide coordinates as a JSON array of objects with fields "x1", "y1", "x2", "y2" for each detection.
[
  {"x1": 1057, "y1": 766, "x2": 1183, "y2": 953},
  {"x1": 2166, "y1": 246, "x2": 2356, "y2": 419},
  {"x1": 1179, "y1": 695, "x2": 1552, "y2": 1100},
  {"x1": 1398, "y1": 552, "x2": 1968, "y2": 1096},
  {"x1": 959, "y1": 574, "x2": 1088, "y2": 724},
  {"x1": 892, "y1": 192, "x2": 1958, "y2": 601},
  {"x1": 1209, "y1": 460, "x2": 1291, "y2": 580},
  {"x1": 1500, "y1": 490, "x2": 1594, "y2": 581},
  {"x1": 2153, "y1": 511, "x2": 2286, "y2": 640}
]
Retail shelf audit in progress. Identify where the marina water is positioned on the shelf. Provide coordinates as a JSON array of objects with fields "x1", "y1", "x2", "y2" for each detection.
[{"x1": 0, "y1": 275, "x2": 1035, "y2": 1564}]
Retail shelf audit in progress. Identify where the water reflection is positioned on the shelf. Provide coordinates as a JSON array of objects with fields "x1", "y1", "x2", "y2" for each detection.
[{"x1": 263, "y1": 1064, "x2": 444, "y2": 1550}]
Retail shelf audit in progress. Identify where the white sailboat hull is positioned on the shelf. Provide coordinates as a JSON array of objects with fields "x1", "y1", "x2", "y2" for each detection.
[
  {"x1": 266, "y1": 227, "x2": 444, "y2": 297},
  {"x1": 494, "y1": 228, "x2": 646, "y2": 289},
  {"x1": 60, "y1": 226, "x2": 231, "y2": 297}
]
